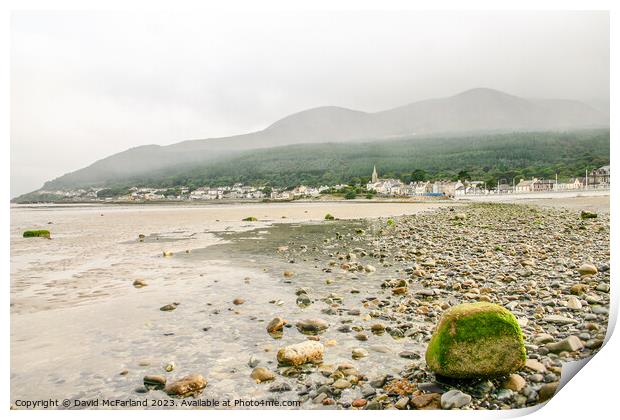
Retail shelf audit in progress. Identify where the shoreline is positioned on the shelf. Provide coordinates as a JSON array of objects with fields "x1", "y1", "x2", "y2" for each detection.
[{"x1": 10, "y1": 198, "x2": 610, "y2": 409}]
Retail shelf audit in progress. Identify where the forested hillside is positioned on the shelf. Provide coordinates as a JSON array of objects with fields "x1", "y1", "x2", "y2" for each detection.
[{"x1": 100, "y1": 129, "x2": 610, "y2": 190}]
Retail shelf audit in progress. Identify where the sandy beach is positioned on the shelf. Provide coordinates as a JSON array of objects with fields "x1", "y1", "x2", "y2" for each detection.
[{"x1": 10, "y1": 196, "x2": 610, "y2": 409}]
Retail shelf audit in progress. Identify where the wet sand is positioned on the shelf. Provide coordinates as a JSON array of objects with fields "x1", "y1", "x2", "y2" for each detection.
[
  {"x1": 10, "y1": 201, "x2": 449, "y2": 405},
  {"x1": 10, "y1": 197, "x2": 610, "y2": 408}
]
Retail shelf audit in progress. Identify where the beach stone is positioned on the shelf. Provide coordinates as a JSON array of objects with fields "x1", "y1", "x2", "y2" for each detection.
[
  {"x1": 283, "y1": 271, "x2": 295, "y2": 278},
  {"x1": 543, "y1": 315, "x2": 578, "y2": 325},
  {"x1": 364, "y1": 265, "x2": 376, "y2": 273},
  {"x1": 333, "y1": 379, "x2": 352, "y2": 389},
  {"x1": 267, "y1": 317, "x2": 286, "y2": 333},
  {"x1": 533, "y1": 333, "x2": 554, "y2": 345},
  {"x1": 352, "y1": 348, "x2": 369, "y2": 359},
  {"x1": 250, "y1": 367, "x2": 275, "y2": 383},
  {"x1": 425, "y1": 302, "x2": 525, "y2": 378},
  {"x1": 524, "y1": 359, "x2": 546, "y2": 373},
  {"x1": 296, "y1": 319, "x2": 329, "y2": 334},
  {"x1": 277, "y1": 341, "x2": 324, "y2": 366},
  {"x1": 394, "y1": 397, "x2": 409, "y2": 409},
  {"x1": 233, "y1": 298, "x2": 245, "y2": 305},
  {"x1": 441, "y1": 389, "x2": 471, "y2": 409},
  {"x1": 269, "y1": 382, "x2": 292, "y2": 392},
  {"x1": 133, "y1": 279, "x2": 147, "y2": 288},
  {"x1": 570, "y1": 284, "x2": 589, "y2": 295},
  {"x1": 399, "y1": 351, "x2": 420, "y2": 359},
  {"x1": 503, "y1": 374, "x2": 526, "y2": 392},
  {"x1": 411, "y1": 393, "x2": 441, "y2": 410},
  {"x1": 580, "y1": 211, "x2": 597, "y2": 219},
  {"x1": 577, "y1": 264, "x2": 597, "y2": 276},
  {"x1": 159, "y1": 303, "x2": 177, "y2": 311},
  {"x1": 538, "y1": 382, "x2": 559, "y2": 402},
  {"x1": 546, "y1": 336, "x2": 584, "y2": 353},
  {"x1": 143, "y1": 375, "x2": 166, "y2": 389},
  {"x1": 164, "y1": 374, "x2": 207, "y2": 397},
  {"x1": 352, "y1": 399, "x2": 367, "y2": 408},
  {"x1": 566, "y1": 296, "x2": 582, "y2": 310}
]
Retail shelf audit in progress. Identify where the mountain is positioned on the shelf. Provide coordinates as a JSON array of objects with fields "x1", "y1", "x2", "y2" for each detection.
[{"x1": 35, "y1": 88, "x2": 608, "y2": 192}]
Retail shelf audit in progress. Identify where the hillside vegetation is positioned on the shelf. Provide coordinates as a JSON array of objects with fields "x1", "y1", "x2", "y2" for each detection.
[{"x1": 81, "y1": 129, "x2": 610, "y2": 191}]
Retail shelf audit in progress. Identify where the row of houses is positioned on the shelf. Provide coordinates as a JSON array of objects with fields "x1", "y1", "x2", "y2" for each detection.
[
  {"x1": 190, "y1": 184, "x2": 265, "y2": 200},
  {"x1": 366, "y1": 165, "x2": 610, "y2": 197},
  {"x1": 514, "y1": 166, "x2": 611, "y2": 192}
]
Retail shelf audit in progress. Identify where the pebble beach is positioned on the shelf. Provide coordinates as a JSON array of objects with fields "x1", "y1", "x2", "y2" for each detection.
[{"x1": 10, "y1": 196, "x2": 610, "y2": 410}]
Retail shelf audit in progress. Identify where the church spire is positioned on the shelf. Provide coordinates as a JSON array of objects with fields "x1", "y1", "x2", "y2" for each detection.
[{"x1": 371, "y1": 165, "x2": 378, "y2": 183}]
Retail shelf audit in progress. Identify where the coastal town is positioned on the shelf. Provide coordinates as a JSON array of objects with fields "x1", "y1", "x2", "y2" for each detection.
[{"x1": 31, "y1": 165, "x2": 610, "y2": 203}]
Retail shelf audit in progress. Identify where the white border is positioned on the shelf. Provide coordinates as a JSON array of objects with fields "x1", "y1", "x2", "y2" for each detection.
[{"x1": 2, "y1": 1, "x2": 616, "y2": 420}]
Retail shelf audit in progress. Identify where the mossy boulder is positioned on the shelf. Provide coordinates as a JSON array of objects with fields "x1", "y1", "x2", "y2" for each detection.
[
  {"x1": 23, "y1": 230, "x2": 51, "y2": 238},
  {"x1": 425, "y1": 302, "x2": 525, "y2": 378},
  {"x1": 324, "y1": 213, "x2": 335, "y2": 220},
  {"x1": 580, "y1": 211, "x2": 597, "y2": 219},
  {"x1": 242, "y1": 216, "x2": 258, "y2": 222}
]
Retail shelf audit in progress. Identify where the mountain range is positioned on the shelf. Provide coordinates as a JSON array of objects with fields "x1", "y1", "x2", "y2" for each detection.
[{"x1": 34, "y1": 88, "x2": 609, "y2": 192}]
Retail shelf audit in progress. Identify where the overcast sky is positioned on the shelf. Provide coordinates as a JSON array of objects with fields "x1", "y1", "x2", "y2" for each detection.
[{"x1": 10, "y1": 10, "x2": 609, "y2": 197}]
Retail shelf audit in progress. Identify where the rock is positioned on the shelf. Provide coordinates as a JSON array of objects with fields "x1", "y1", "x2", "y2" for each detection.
[
  {"x1": 233, "y1": 298, "x2": 245, "y2": 305},
  {"x1": 22, "y1": 230, "x2": 51, "y2": 238},
  {"x1": 566, "y1": 296, "x2": 582, "y2": 310},
  {"x1": 577, "y1": 263, "x2": 598, "y2": 276},
  {"x1": 133, "y1": 279, "x2": 148, "y2": 288},
  {"x1": 143, "y1": 375, "x2": 166, "y2": 389},
  {"x1": 164, "y1": 374, "x2": 207, "y2": 397},
  {"x1": 399, "y1": 351, "x2": 420, "y2": 359},
  {"x1": 370, "y1": 323, "x2": 386, "y2": 333},
  {"x1": 441, "y1": 389, "x2": 472, "y2": 409},
  {"x1": 392, "y1": 287, "x2": 408, "y2": 295},
  {"x1": 162, "y1": 251, "x2": 173, "y2": 257},
  {"x1": 364, "y1": 265, "x2": 376, "y2": 273},
  {"x1": 164, "y1": 362, "x2": 175, "y2": 372},
  {"x1": 454, "y1": 213, "x2": 466, "y2": 220},
  {"x1": 352, "y1": 348, "x2": 369, "y2": 359},
  {"x1": 283, "y1": 271, "x2": 295, "y2": 278},
  {"x1": 242, "y1": 216, "x2": 258, "y2": 221},
  {"x1": 277, "y1": 341, "x2": 324, "y2": 366},
  {"x1": 411, "y1": 393, "x2": 441, "y2": 410},
  {"x1": 250, "y1": 367, "x2": 275, "y2": 383},
  {"x1": 313, "y1": 392, "x2": 328, "y2": 404},
  {"x1": 533, "y1": 333, "x2": 554, "y2": 345},
  {"x1": 159, "y1": 303, "x2": 177, "y2": 311},
  {"x1": 503, "y1": 374, "x2": 526, "y2": 392},
  {"x1": 352, "y1": 399, "x2": 367, "y2": 408},
  {"x1": 570, "y1": 284, "x2": 589, "y2": 295},
  {"x1": 333, "y1": 379, "x2": 352, "y2": 389},
  {"x1": 269, "y1": 382, "x2": 292, "y2": 392},
  {"x1": 524, "y1": 359, "x2": 546, "y2": 373},
  {"x1": 267, "y1": 317, "x2": 287, "y2": 333},
  {"x1": 543, "y1": 315, "x2": 578, "y2": 325},
  {"x1": 324, "y1": 213, "x2": 335, "y2": 220},
  {"x1": 591, "y1": 305, "x2": 609, "y2": 315},
  {"x1": 296, "y1": 319, "x2": 329, "y2": 334},
  {"x1": 425, "y1": 302, "x2": 526, "y2": 378},
  {"x1": 546, "y1": 336, "x2": 584, "y2": 353},
  {"x1": 394, "y1": 397, "x2": 409, "y2": 409},
  {"x1": 538, "y1": 382, "x2": 559, "y2": 402},
  {"x1": 248, "y1": 355, "x2": 260, "y2": 368},
  {"x1": 580, "y1": 211, "x2": 597, "y2": 219}
]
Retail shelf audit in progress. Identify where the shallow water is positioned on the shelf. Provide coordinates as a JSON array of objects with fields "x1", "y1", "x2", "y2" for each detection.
[{"x1": 11, "y1": 202, "x2": 443, "y2": 408}]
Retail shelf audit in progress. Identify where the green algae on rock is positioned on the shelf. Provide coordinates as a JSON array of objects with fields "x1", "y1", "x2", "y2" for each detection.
[
  {"x1": 242, "y1": 216, "x2": 258, "y2": 221},
  {"x1": 22, "y1": 230, "x2": 51, "y2": 238},
  {"x1": 425, "y1": 302, "x2": 526, "y2": 378}
]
